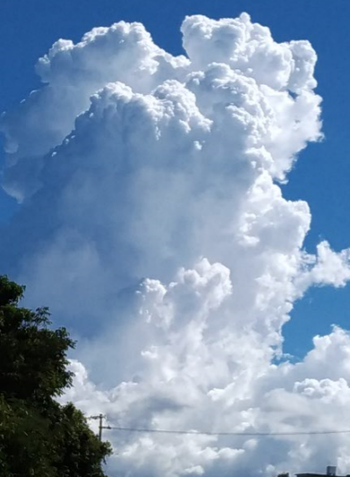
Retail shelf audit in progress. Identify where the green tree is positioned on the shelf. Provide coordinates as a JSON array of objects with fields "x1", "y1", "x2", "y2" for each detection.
[{"x1": 0, "y1": 275, "x2": 111, "y2": 477}]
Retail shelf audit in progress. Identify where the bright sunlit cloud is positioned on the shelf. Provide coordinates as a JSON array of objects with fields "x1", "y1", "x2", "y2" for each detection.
[{"x1": 1, "y1": 13, "x2": 350, "y2": 477}]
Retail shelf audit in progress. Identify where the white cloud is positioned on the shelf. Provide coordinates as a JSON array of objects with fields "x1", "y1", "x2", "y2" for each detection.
[{"x1": 1, "y1": 12, "x2": 349, "y2": 477}]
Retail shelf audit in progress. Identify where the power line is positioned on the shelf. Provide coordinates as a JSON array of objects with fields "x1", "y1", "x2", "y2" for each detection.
[
  {"x1": 87, "y1": 414, "x2": 350, "y2": 438},
  {"x1": 102, "y1": 425, "x2": 350, "y2": 437}
]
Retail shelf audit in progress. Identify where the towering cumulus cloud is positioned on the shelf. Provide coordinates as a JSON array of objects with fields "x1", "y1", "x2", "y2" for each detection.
[{"x1": 1, "y1": 13, "x2": 350, "y2": 477}]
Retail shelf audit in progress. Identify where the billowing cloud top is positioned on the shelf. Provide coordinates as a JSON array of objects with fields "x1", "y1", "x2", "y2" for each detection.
[{"x1": 1, "y1": 13, "x2": 350, "y2": 477}]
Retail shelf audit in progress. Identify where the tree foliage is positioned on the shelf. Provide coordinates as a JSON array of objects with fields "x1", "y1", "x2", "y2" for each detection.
[{"x1": 0, "y1": 275, "x2": 111, "y2": 477}]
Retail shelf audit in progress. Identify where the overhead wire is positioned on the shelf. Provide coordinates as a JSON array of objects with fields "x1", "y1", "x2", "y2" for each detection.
[{"x1": 102, "y1": 425, "x2": 350, "y2": 437}]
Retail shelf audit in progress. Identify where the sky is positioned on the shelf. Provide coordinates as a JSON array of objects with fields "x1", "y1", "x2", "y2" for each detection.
[
  {"x1": 1, "y1": 1, "x2": 350, "y2": 476},
  {"x1": 2, "y1": 0, "x2": 350, "y2": 356}
]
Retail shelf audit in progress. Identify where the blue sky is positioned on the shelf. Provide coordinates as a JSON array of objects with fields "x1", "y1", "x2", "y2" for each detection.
[
  {"x1": 1, "y1": 0, "x2": 350, "y2": 358},
  {"x1": 4, "y1": 3, "x2": 350, "y2": 475}
]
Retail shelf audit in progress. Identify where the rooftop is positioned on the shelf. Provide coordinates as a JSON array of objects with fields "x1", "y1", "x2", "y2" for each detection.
[{"x1": 296, "y1": 474, "x2": 349, "y2": 477}]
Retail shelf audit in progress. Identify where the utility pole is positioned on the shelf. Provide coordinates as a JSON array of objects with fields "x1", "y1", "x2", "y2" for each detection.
[
  {"x1": 89, "y1": 414, "x2": 106, "y2": 441},
  {"x1": 98, "y1": 413, "x2": 103, "y2": 441}
]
